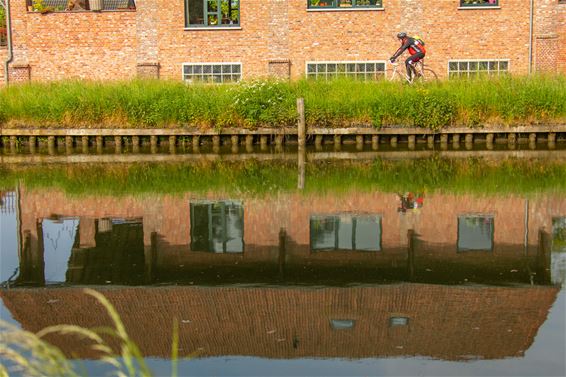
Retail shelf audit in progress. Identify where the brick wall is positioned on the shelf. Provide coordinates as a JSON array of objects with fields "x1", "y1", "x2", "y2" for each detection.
[{"x1": 4, "y1": 0, "x2": 566, "y2": 82}]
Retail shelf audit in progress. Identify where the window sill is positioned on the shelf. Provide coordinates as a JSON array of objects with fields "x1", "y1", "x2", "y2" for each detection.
[
  {"x1": 457, "y1": 6, "x2": 500, "y2": 9},
  {"x1": 185, "y1": 26, "x2": 242, "y2": 31},
  {"x1": 307, "y1": 7, "x2": 384, "y2": 12}
]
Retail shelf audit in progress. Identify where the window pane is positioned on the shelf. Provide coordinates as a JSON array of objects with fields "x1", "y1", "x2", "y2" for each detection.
[
  {"x1": 449, "y1": 62, "x2": 458, "y2": 71},
  {"x1": 499, "y1": 61, "x2": 509, "y2": 71},
  {"x1": 354, "y1": 216, "x2": 381, "y2": 251},
  {"x1": 190, "y1": 204, "x2": 210, "y2": 251},
  {"x1": 337, "y1": 215, "x2": 353, "y2": 250},
  {"x1": 458, "y1": 215, "x2": 494, "y2": 251},
  {"x1": 311, "y1": 217, "x2": 337, "y2": 250},
  {"x1": 190, "y1": 201, "x2": 243, "y2": 253},
  {"x1": 188, "y1": 0, "x2": 205, "y2": 25},
  {"x1": 458, "y1": 62, "x2": 468, "y2": 71}
]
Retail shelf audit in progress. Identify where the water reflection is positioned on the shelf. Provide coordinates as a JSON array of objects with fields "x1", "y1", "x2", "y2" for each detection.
[{"x1": 0, "y1": 158, "x2": 565, "y2": 376}]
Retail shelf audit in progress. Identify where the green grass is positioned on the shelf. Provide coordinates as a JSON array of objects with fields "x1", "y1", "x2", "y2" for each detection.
[
  {"x1": 1, "y1": 157, "x2": 565, "y2": 197},
  {"x1": 0, "y1": 75, "x2": 565, "y2": 130}
]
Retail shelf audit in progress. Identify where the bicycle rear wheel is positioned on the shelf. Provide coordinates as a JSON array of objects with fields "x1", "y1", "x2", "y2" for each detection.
[{"x1": 422, "y1": 68, "x2": 438, "y2": 82}]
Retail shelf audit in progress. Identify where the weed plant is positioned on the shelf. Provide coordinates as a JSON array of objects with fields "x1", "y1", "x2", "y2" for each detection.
[{"x1": 0, "y1": 75, "x2": 564, "y2": 130}]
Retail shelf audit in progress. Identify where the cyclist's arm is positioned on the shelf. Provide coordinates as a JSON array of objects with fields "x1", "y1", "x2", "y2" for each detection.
[{"x1": 390, "y1": 40, "x2": 411, "y2": 61}]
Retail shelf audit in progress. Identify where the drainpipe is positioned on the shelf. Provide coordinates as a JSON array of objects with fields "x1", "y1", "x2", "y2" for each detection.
[
  {"x1": 3, "y1": 0, "x2": 13, "y2": 85},
  {"x1": 532, "y1": 0, "x2": 534, "y2": 75}
]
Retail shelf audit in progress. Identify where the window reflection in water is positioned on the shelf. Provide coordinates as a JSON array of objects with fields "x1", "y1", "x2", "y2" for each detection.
[
  {"x1": 458, "y1": 215, "x2": 494, "y2": 252},
  {"x1": 552, "y1": 217, "x2": 566, "y2": 286},
  {"x1": 310, "y1": 214, "x2": 381, "y2": 251},
  {"x1": 190, "y1": 201, "x2": 244, "y2": 253}
]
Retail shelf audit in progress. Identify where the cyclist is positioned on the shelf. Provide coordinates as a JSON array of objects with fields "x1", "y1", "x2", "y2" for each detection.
[{"x1": 389, "y1": 32, "x2": 426, "y2": 82}]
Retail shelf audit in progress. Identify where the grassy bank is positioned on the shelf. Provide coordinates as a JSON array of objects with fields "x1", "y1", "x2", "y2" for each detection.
[
  {"x1": 0, "y1": 75, "x2": 565, "y2": 130},
  {"x1": 1, "y1": 157, "x2": 565, "y2": 196}
]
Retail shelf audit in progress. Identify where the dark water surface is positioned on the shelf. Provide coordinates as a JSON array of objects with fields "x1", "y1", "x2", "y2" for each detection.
[{"x1": 1, "y1": 153, "x2": 565, "y2": 376}]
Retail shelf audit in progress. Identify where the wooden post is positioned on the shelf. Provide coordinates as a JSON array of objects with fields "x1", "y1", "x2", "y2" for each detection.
[
  {"x1": 298, "y1": 146, "x2": 305, "y2": 190},
  {"x1": 334, "y1": 135, "x2": 341, "y2": 151},
  {"x1": 260, "y1": 135, "x2": 268, "y2": 151},
  {"x1": 548, "y1": 132, "x2": 556, "y2": 149},
  {"x1": 508, "y1": 133, "x2": 517, "y2": 145},
  {"x1": 427, "y1": 135, "x2": 434, "y2": 149},
  {"x1": 132, "y1": 136, "x2": 140, "y2": 153},
  {"x1": 29, "y1": 136, "x2": 36, "y2": 154},
  {"x1": 407, "y1": 229, "x2": 415, "y2": 281},
  {"x1": 465, "y1": 134, "x2": 473, "y2": 144},
  {"x1": 48, "y1": 136, "x2": 56, "y2": 155},
  {"x1": 65, "y1": 136, "x2": 73, "y2": 151},
  {"x1": 245, "y1": 135, "x2": 254, "y2": 149},
  {"x1": 452, "y1": 134, "x2": 460, "y2": 148},
  {"x1": 150, "y1": 135, "x2": 158, "y2": 154},
  {"x1": 537, "y1": 228, "x2": 550, "y2": 285},
  {"x1": 372, "y1": 135, "x2": 379, "y2": 150},
  {"x1": 81, "y1": 136, "x2": 89, "y2": 154},
  {"x1": 114, "y1": 136, "x2": 122, "y2": 154},
  {"x1": 275, "y1": 134, "x2": 284, "y2": 150},
  {"x1": 9, "y1": 136, "x2": 17, "y2": 153},
  {"x1": 96, "y1": 136, "x2": 103, "y2": 154},
  {"x1": 213, "y1": 135, "x2": 220, "y2": 149},
  {"x1": 408, "y1": 135, "x2": 416, "y2": 150},
  {"x1": 297, "y1": 98, "x2": 306, "y2": 148},
  {"x1": 315, "y1": 135, "x2": 323, "y2": 150},
  {"x1": 278, "y1": 228, "x2": 287, "y2": 280},
  {"x1": 390, "y1": 135, "x2": 398, "y2": 148},
  {"x1": 356, "y1": 135, "x2": 364, "y2": 151}
]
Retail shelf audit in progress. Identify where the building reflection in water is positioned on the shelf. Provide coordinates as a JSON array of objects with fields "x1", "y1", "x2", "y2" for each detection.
[{"x1": 0, "y1": 186, "x2": 565, "y2": 362}]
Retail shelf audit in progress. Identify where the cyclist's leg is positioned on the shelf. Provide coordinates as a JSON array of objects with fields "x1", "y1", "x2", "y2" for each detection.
[{"x1": 406, "y1": 53, "x2": 425, "y2": 81}]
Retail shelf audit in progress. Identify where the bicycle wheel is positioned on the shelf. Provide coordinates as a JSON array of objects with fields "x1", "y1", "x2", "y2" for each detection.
[{"x1": 421, "y1": 68, "x2": 439, "y2": 82}]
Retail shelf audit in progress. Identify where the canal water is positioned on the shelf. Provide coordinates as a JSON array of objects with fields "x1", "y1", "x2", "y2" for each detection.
[{"x1": 1, "y1": 152, "x2": 565, "y2": 376}]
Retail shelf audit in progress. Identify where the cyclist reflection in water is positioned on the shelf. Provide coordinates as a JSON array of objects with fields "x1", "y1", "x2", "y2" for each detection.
[{"x1": 397, "y1": 192, "x2": 424, "y2": 213}]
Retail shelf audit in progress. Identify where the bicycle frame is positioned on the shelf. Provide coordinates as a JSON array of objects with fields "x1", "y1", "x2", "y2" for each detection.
[{"x1": 388, "y1": 60, "x2": 437, "y2": 83}]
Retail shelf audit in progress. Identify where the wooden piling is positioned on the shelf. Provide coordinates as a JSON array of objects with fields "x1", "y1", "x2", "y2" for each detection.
[
  {"x1": 278, "y1": 228, "x2": 287, "y2": 280},
  {"x1": 48, "y1": 136, "x2": 56, "y2": 155},
  {"x1": 356, "y1": 135, "x2": 364, "y2": 151},
  {"x1": 114, "y1": 136, "x2": 122, "y2": 153},
  {"x1": 260, "y1": 135, "x2": 268, "y2": 151},
  {"x1": 297, "y1": 98, "x2": 306, "y2": 147},
  {"x1": 427, "y1": 135, "x2": 434, "y2": 148},
  {"x1": 81, "y1": 136, "x2": 89, "y2": 153},
  {"x1": 315, "y1": 135, "x2": 323, "y2": 150},
  {"x1": 408, "y1": 135, "x2": 416, "y2": 150},
  {"x1": 29, "y1": 136, "x2": 36, "y2": 154},
  {"x1": 213, "y1": 135, "x2": 220, "y2": 149},
  {"x1": 390, "y1": 136, "x2": 398, "y2": 147},
  {"x1": 407, "y1": 229, "x2": 415, "y2": 281},
  {"x1": 371, "y1": 135, "x2": 379, "y2": 150}
]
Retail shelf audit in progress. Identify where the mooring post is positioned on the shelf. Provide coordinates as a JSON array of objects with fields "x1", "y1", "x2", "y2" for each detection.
[
  {"x1": 65, "y1": 136, "x2": 73, "y2": 154},
  {"x1": 245, "y1": 135, "x2": 254, "y2": 148},
  {"x1": 297, "y1": 98, "x2": 306, "y2": 148},
  {"x1": 452, "y1": 134, "x2": 460, "y2": 148},
  {"x1": 334, "y1": 135, "x2": 341, "y2": 151},
  {"x1": 427, "y1": 135, "x2": 434, "y2": 149}
]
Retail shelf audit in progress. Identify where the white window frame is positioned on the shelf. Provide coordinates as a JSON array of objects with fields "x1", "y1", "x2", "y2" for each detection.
[
  {"x1": 182, "y1": 62, "x2": 242, "y2": 84},
  {"x1": 305, "y1": 60, "x2": 387, "y2": 80},
  {"x1": 447, "y1": 59, "x2": 510, "y2": 78}
]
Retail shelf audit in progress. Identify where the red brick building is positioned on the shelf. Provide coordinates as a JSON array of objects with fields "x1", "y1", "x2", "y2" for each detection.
[{"x1": 1, "y1": 0, "x2": 565, "y2": 85}]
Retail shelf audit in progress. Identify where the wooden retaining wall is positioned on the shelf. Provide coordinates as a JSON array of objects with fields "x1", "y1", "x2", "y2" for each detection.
[{"x1": 1, "y1": 125, "x2": 565, "y2": 155}]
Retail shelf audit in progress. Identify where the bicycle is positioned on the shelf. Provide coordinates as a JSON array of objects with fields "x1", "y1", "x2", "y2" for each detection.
[{"x1": 388, "y1": 59, "x2": 438, "y2": 83}]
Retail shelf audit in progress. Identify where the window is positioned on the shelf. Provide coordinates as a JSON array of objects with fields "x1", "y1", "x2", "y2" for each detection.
[
  {"x1": 26, "y1": 0, "x2": 136, "y2": 11},
  {"x1": 306, "y1": 61, "x2": 386, "y2": 81},
  {"x1": 190, "y1": 201, "x2": 244, "y2": 253},
  {"x1": 330, "y1": 319, "x2": 355, "y2": 330},
  {"x1": 457, "y1": 215, "x2": 494, "y2": 252},
  {"x1": 186, "y1": 0, "x2": 239, "y2": 27},
  {"x1": 310, "y1": 214, "x2": 382, "y2": 251},
  {"x1": 448, "y1": 59, "x2": 509, "y2": 78},
  {"x1": 308, "y1": 0, "x2": 382, "y2": 8},
  {"x1": 459, "y1": 0, "x2": 499, "y2": 6},
  {"x1": 0, "y1": 4, "x2": 6, "y2": 47},
  {"x1": 183, "y1": 63, "x2": 241, "y2": 83}
]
